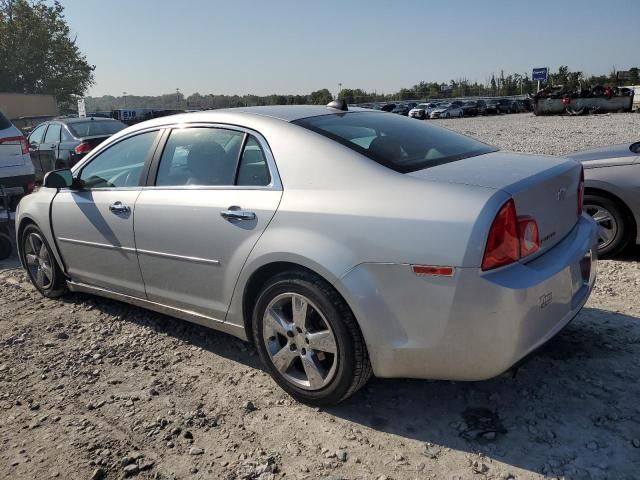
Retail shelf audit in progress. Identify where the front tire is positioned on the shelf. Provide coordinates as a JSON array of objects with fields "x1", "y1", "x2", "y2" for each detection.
[
  {"x1": 21, "y1": 224, "x2": 67, "y2": 297},
  {"x1": 252, "y1": 270, "x2": 371, "y2": 406},
  {"x1": 583, "y1": 194, "x2": 631, "y2": 258}
]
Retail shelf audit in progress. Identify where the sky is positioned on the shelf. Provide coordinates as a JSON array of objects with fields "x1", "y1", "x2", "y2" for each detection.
[{"x1": 59, "y1": 0, "x2": 640, "y2": 97}]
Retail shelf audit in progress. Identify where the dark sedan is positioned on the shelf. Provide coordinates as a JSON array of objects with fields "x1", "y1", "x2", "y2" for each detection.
[
  {"x1": 27, "y1": 117, "x2": 127, "y2": 180},
  {"x1": 461, "y1": 101, "x2": 479, "y2": 116}
]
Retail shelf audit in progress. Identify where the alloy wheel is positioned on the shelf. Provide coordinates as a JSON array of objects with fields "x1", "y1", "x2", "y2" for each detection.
[
  {"x1": 584, "y1": 204, "x2": 618, "y2": 250},
  {"x1": 262, "y1": 293, "x2": 338, "y2": 390},
  {"x1": 24, "y1": 232, "x2": 54, "y2": 290}
]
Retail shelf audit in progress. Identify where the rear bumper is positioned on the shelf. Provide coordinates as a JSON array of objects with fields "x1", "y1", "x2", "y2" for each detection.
[{"x1": 337, "y1": 214, "x2": 598, "y2": 380}]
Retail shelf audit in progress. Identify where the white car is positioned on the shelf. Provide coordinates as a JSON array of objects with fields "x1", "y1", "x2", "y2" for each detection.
[
  {"x1": 0, "y1": 111, "x2": 35, "y2": 204},
  {"x1": 408, "y1": 103, "x2": 439, "y2": 120},
  {"x1": 430, "y1": 103, "x2": 464, "y2": 119}
]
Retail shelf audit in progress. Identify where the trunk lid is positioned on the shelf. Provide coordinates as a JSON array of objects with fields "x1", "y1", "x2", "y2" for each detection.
[
  {"x1": 409, "y1": 151, "x2": 582, "y2": 256},
  {"x1": 0, "y1": 125, "x2": 26, "y2": 168}
]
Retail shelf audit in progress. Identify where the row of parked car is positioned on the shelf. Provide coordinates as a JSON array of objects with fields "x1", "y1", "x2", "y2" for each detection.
[
  {"x1": 0, "y1": 112, "x2": 127, "y2": 209},
  {"x1": 356, "y1": 98, "x2": 532, "y2": 119}
]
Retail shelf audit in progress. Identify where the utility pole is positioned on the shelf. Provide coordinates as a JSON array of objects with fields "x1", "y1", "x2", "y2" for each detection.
[
  {"x1": 176, "y1": 88, "x2": 180, "y2": 109},
  {"x1": 337, "y1": 83, "x2": 342, "y2": 100}
]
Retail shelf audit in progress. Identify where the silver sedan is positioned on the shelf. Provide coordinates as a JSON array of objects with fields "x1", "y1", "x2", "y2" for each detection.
[
  {"x1": 16, "y1": 103, "x2": 598, "y2": 405},
  {"x1": 567, "y1": 142, "x2": 640, "y2": 257}
]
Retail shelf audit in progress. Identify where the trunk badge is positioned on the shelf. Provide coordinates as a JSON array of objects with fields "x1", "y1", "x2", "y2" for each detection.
[{"x1": 556, "y1": 188, "x2": 568, "y2": 201}]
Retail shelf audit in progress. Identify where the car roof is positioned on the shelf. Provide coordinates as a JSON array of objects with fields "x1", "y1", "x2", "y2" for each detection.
[
  {"x1": 219, "y1": 105, "x2": 372, "y2": 122},
  {"x1": 53, "y1": 117, "x2": 122, "y2": 124}
]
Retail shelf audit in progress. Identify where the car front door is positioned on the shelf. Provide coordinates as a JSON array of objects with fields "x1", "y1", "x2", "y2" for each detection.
[
  {"x1": 51, "y1": 129, "x2": 161, "y2": 297},
  {"x1": 133, "y1": 125, "x2": 282, "y2": 320},
  {"x1": 27, "y1": 124, "x2": 47, "y2": 180},
  {"x1": 39, "y1": 123, "x2": 61, "y2": 175}
]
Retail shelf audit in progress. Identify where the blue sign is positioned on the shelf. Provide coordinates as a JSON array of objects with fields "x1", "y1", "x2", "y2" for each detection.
[{"x1": 532, "y1": 67, "x2": 548, "y2": 81}]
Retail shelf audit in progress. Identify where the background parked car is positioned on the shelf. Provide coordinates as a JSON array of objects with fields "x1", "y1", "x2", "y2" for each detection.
[
  {"x1": 380, "y1": 103, "x2": 396, "y2": 112},
  {"x1": 430, "y1": 103, "x2": 464, "y2": 118},
  {"x1": 391, "y1": 104, "x2": 410, "y2": 115},
  {"x1": 409, "y1": 103, "x2": 435, "y2": 120},
  {"x1": 484, "y1": 99, "x2": 499, "y2": 114},
  {"x1": 0, "y1": 110, "x2": 35, "y2": 209},
  {"x1": 567, "y1": 141, "x2": 640, "y2": 257},
  {"x1": 27, "y1": 117, "x2": 127, "y2": 180},
  {"x1": 496, "y1": 98, "x2": 512, "y2": 114},
  {"x1": 475, "y1": 99, "x2": 488, "y2": 115},
  {"x1": 461, "y1": 101, "x2": 479, "y2": 116}
]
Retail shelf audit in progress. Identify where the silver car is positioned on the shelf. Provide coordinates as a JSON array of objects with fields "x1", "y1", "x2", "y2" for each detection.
[
  {"x1": 16, "y1": 104, "x2": 597, "y2": 405},
  {"x1": 430, "y1": 103, "x2": 464, "y2": 119},
  {"x1": 567, "y1": 142, "x2": 640, "y2": 257}
]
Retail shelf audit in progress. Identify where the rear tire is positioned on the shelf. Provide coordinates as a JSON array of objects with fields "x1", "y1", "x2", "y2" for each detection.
[
  {"x1": 252, "y1": 270, "x2": 371, "y2": 406},
  {"x1": 20, "y1": 224, "x2": 67, "y2": 297},
  {"x1": 583, "y1": 194, "x2": 631, "y2": 258}
]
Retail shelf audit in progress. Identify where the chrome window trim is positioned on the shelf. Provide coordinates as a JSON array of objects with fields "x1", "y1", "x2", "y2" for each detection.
[
  {"x1": 70, "y1": 126, "x2": 166, "y2": 175},
  {"x1": 148, "y1": 122, "x2": 283, "y2": 192}
]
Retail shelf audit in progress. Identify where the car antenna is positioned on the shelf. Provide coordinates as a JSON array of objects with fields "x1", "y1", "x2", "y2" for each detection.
[{"x1": 327, "y1": 99, "x2": 348, "y2": 111}]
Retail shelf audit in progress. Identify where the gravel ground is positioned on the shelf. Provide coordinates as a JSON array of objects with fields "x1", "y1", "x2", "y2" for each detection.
[{"x1": 1, "y1": 113, "x2": 640, "y2": 480}]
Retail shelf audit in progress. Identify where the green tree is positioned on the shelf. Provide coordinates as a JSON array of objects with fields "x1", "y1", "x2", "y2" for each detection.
[{"x1": 0, "y1": 0, "x2": 95, "y2": 106}]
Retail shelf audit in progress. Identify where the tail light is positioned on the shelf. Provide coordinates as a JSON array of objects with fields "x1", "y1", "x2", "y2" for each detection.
[
  {"x1": 482, "y1": 199, "x2": 541, "y2": 271},
  {"x1": 25, "y1": 181, "x2": 36, "y2": 193},
  {"x1": 74, "y1": 142, "x2": 92, "y2": 155},
  {"x1": 577, "y1": 165, "x2": 584, "y2": 218},
  {"x1": 0, "y1": 135, "x2": 29, "y2": 155}
]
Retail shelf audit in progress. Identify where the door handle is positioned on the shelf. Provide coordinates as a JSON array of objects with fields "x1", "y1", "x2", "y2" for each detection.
[
  {"x1": 220, "y1": 206, "x2": 256, "y2": 221},
  {"x1": 109, "y1": 201, "x2": 131, "y2": 215}
]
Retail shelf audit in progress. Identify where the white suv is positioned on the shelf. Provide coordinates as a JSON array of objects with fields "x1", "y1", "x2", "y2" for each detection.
[{"x1": 0, "y1": 111, "x2": 35, "y2": 207}]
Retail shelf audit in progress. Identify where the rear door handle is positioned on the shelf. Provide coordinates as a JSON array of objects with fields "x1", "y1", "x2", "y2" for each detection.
[
  {"x1": 109, "y1": 201, "x2": 131, "y2": 215},
  {"x1": 220, "y1": 206, "x2": 256, "y2": 221}
]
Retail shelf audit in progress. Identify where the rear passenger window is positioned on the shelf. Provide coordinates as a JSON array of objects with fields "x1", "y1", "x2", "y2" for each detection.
[
  {"x1": 156, "y1": 128, "x2": 244, "y2": 187},
  {"x1": 44, "y1": 124, "x2": 61, "y2": 143},
  {"x1": 237, "y1": 136, "x2": 270, "y2": 186}
]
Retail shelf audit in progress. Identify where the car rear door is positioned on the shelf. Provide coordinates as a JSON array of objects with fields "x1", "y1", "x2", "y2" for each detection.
[
  {"x1": 27, "y1": 124, "x2": 47, "y2": 179},
  {"x1": 51, "y1": 128, "x2": 162, "y2": 297},
  {"x1": 39, "y1": 123, "x2": 61, "y2": 175},
  {"x1": 133, "y1": 125, "x2": 282, "y2": 320}
]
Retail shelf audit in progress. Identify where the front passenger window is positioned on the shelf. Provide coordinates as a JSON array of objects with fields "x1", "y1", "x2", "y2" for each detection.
[{"x1": 79, "y1": 131, "x2": 158, "y2": 188}]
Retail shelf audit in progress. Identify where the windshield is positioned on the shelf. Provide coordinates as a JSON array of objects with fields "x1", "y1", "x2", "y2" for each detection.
[
  {"x1": 68, "y1": 120, "x2": 127, "y2": 137},
  {"x1": 293, "y1": 111, "x2": 496, "y2": 173}
]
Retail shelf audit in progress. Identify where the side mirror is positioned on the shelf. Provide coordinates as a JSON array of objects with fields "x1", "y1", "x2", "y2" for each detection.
[{"x1": 44, "y1": 169, "x2": 75, "y2": 189}]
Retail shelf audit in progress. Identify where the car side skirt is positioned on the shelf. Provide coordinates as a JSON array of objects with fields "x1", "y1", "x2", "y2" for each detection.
[{"x1": 67, "y1": 281, "x2": 248, "y2": 341}]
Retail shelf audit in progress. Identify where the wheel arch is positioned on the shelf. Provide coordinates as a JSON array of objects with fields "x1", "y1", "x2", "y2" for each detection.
[
  {"x1": 239, "y1": 260, "x2": 359, "y2": 345},
  {"x1": 584, "y1": 186, "x2": 637, "y2": 241}
]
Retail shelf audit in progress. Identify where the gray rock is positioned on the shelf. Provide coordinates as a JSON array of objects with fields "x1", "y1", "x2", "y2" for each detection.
[
  {"x1": 123, "y1": 464, "x2": 139, "y2": 476},
  {"x1": 189, "y1": 447, "x2": 204, "y2": 455},
  {"x1": 90, "y1": 468, "x2": 105, "y2": 480},
  {"x1": 336, "y1": 449, "x2": 348, "y2": 462}
]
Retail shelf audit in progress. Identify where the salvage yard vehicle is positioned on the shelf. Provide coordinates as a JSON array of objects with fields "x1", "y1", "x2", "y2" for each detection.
[
  {"x1": 0, "y1": 110, "x2": 36, "y2": 209},
  {"x1": 430, "y1": 103, "x2": 464, "y2": 118},
  {"x1": 567, "y1": 141, "x2": 640, "y2": 257},
  {"x1": 16, "y1": 103, "x2": 597, "y2": 406},
  {"x1": 408, "y1": 102, "x2": 438, "y2": 120},
  {"x1": 27, "y1": 117, "x2": 127, "y2": 180}
]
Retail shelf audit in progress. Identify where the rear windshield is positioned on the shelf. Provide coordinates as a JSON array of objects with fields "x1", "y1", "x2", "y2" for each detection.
[
  {"x1": 0, "y1": 112, "x2": 12, "y2": 130},
  {"x1": 293, "y1": 112, "x2": 496, "y2": 173},
  {"x1": 68, "y1": 120, "x2": 127, "y2": 137}
]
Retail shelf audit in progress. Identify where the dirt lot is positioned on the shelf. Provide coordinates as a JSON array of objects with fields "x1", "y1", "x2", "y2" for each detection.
[{"x1": 1, "y1": 113, "x2": 639, "y2": 480}]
